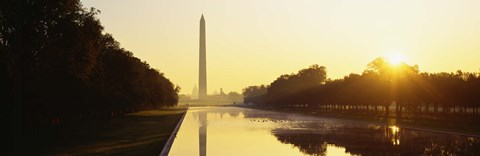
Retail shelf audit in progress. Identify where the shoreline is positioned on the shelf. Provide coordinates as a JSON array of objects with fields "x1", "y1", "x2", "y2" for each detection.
[
  {"x1": 159, "y1": 108, "x2": 188, "y2": 156},
  {"x1": 234, "y1": 104, "x2": 480, "y2": 137}
]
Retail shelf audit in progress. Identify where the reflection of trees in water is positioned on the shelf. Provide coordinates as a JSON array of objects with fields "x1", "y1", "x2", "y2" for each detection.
[
  {"x1": 191, "y1": 107, "x2": 480, "y2": 155},
  {"x1": 272, "y1": 126, "x2": 480, "y2": 156},
  {"x1": 274, "y1": 132, "x2": 327, "y2": 156},
  {"x1": 191, "y1": 109, "x2": 243, "y2": 120},
  {"x1": 421, "y1": 136, "x2": 480, "y2": 156}
]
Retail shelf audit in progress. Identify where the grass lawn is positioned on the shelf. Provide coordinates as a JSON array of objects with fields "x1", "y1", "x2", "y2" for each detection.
[{"x1": 23, "y1": 107, "x2": 187, "y2": 155}]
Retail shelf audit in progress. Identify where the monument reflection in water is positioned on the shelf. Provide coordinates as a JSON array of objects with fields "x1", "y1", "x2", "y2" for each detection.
[
  {"x1": 199, "y1": 111, "x2": 207, "y2": 156},
  {"x1": 168, "y1": 107, "x2": 480, "y2": 156}
]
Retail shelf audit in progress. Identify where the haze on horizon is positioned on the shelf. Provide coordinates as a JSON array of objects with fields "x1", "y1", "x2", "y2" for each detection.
[{"x1": 82, "y1": 0, "x2": 480, "y2": 95}]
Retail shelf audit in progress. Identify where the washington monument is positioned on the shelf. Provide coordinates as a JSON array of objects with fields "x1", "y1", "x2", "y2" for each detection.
[{"x1": 199, "y1": 15, "x2": 207, "y2": 99}]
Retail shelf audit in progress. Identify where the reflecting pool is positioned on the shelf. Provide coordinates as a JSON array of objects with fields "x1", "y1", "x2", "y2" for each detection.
[{"x1": 168, "y1": 107, "x2": 480, "y2": 156}]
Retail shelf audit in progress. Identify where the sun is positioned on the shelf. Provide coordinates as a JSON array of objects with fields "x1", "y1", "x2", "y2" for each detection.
[{"x1": 386, "y1": 53, "x2": 405, "y2": 65}]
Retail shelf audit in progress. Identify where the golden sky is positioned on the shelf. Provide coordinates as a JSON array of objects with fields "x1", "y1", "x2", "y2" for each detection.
[{"x1": 82, "y1": 0, "x2": 480, "y2": 95}]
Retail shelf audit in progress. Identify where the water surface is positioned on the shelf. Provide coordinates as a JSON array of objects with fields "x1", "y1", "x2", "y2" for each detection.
[{"x1": 168, "y1": 107, "x2": 480, "y2": 156}]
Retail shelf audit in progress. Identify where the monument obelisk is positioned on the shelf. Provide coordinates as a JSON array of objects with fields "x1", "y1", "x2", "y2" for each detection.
[{"x1": 199, "y1": 15, "x2": 207, "y2": 100}]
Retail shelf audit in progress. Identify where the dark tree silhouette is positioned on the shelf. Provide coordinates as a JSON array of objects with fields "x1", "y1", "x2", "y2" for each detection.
[
  {"x1": 265, "y1": 64, "x2": 327, "y2": 106},
  {"x1": 243, "y1": 58, "x2": 480, "y2": 116},
  {"x1": 243, "y1": 85, "x2": 268, "y2": 104},
  {"x1": 1, "y1": 0, "x2": 179, "y2": 152}
]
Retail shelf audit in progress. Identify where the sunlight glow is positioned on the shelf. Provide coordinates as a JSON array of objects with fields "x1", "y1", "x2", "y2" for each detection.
[
  {"x1": 389, "y1": 126, "x2": 400, "y2": 146},
  {"x1": 81, "y1": 0, "x2": 480, "y2": 94},
  {"x1": 386, "y1": 53, "x2": 406, "y2": 66}
]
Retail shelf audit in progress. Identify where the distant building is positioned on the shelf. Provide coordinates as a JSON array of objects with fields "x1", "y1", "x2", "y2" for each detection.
[
  {"x1": 220, "y1": 88, "x2": 225, "y2": 95},
  {"x1": 192, "y1": 84, "x2": 198, "y2": 99}
]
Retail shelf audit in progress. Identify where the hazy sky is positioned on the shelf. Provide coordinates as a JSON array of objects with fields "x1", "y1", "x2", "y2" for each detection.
[{"x1": 82, "y1": 0, "x2": 480, "y2": 95}]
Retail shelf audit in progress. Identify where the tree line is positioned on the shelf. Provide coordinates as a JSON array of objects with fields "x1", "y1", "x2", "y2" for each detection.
[
  {"x1": 1, "y1": 0, "x2": 179, "y2": 129},
  {"x1": 243, "y1": 58, "x2": 480, "y2": 115}
]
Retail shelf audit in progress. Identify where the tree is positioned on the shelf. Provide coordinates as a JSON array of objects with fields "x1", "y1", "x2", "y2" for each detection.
[
  {"x1": 266, "y1": 65, "x2": 327, "y2": 106},
  {"x1": 1, "y1": 1, "x2": 180, "y2": 152},
  {"x1": 243, "y1": 57, "x2": 480, "y2": 116}
]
